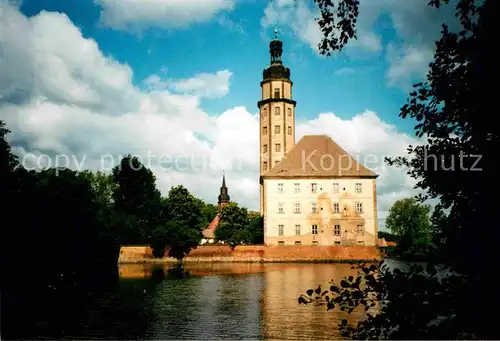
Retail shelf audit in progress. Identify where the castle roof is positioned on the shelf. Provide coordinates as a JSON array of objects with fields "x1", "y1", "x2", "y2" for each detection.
[{"x1": 262, "y1": 135, "x2": 378, "y2": 179}]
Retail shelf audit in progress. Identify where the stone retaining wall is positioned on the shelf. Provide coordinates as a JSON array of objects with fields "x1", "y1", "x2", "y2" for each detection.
[{"x1": 118, "y1": 245, "x2": 380, "y2": 263}]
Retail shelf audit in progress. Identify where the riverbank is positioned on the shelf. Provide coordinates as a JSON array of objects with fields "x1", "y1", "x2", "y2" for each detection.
[{"x1": 118, "y1": 245, "x2": 381, "y2": 263}]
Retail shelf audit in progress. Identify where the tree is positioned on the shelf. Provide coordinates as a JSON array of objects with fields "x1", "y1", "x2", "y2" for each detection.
[
  {"x1": 385, "y1": 198, "x2": 431, "y2": 248},
  {"x1": 247, "y1": 212, "x2": 264, "y2": 245},
  {"x1": 150, "y1": 185, "x2": 204, "y2": 260},
  {"x1": 111, "y1": 155, "x2": 163, "y2": 244},
  {"x1": 215, "y1": 202, "x2": 249, "y2": 248},
  {"x1": 299, "y1": 261, "x2": 468, "y2": 340},
  {"x1": 297, "y1": 0, "x2": 500, "y2": 338}
]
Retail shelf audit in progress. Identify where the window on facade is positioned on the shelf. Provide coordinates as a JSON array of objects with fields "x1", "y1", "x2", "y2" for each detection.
[
  {"x1": 275, "y1": 161, "x2": 279, "y2": 166},
  {"x1": 275, "y1": 143, "x2": 281, "y2": 152},
  {"x1": 333, "y1": 203, "x2": 340, "y2": 213},
  {"x1": 263, "y1": 144, "x2": 267, "y2": 153},
  {"x1": 275, "y1": 106, "x2": 280, "y2": 115},
  {"x1": 355, "y1": 183, "x2": 362, "y2": 193},
  {"x1": 312, "y1": 202, "x2": 317, "y2": 213},
  {"x1": 274, "y1": 88, "x2": 280, "y2": 99},
  {"x1": 263, "y1": 162, "x2": 267, "y2": 170},
  {"x1": 278, "y1": 224, "x2": 284, "y2": 236},
  {"x1": 295, "y1": 224, "x2": 301, "y2": 235},
  {"x1": 311, "y1": 183, "x2": 317, "y2": 193},
  {"x1": 294, "y1": 202, "x2": 301, "y2": 214},
  {"x1": 294, "y1": 183, "x2": 300, "y2": 193},
  {"x1": 333, "y1": 183, "x2": 339, "y2": 193},
  {"x1": 263, "y1": 126, "x2": 267, "y2": 135},
  {"x1": 357, "y1": 225, "x2": 364, "y2": 236},
  {"x1": 287, "y1": 107, "x2": 292, "y2": 116},
  {"x1": 288, "y1": 126, "x2": 292, "y2": 135},
  {"x1": 295, "y1": 241, "x2": 302, "y2": 245},
  {"x1": 278, "y1": 202, "x2": 284, "y2": 214},
  {"x1": 312, "y1": 225, "x2": 318, "y2": 235},
  {"x1": 277, "y1": 183, "x2": 283, "y2": 193},
  {"x1": 278, "y1": 241, "x2": 285, "y2": 245},
  {"x1": 275, "y1": 125, "x2": 280, "y2": 134},
  {"x1": 356, "y1": 202, "x2": 364, "y2": 214},
  {"x1": 334, "y1": 224, "x2": 341, "y2": 236}
]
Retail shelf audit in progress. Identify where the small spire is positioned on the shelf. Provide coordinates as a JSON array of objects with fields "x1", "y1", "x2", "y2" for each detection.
[
  {"x1": 222, "y1": 170, "x2": 226, "y2": 188},
  {"x1": 273, "y1": 26, "x2": 279, "y2": 40}
]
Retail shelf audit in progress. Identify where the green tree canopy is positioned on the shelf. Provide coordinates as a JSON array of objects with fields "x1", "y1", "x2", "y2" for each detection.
[
  {"x1": 215, "y1": 202, "x2": 249, "y2": 248},
  {"x1": 385, "y1": 198, "x2": 431, "y2": 247},
  {"x1": 111, "y1": 155, "x2": 163, "y2": 244},
  {"x1": 150, "y1": 185, "x2": 204, "y2": 260}
]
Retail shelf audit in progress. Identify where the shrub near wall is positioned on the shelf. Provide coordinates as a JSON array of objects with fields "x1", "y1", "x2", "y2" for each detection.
[{"x1": 118, "y1": 245, "x2": 380, "y2": 263}]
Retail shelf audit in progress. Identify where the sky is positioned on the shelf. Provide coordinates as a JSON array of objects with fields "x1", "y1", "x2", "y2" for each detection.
[{"x1": 0, "y1": 0, "x2": 459, "y2": 229}]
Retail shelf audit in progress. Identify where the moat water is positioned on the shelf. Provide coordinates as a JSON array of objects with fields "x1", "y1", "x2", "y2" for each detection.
[{"x1": 9, "y1": 262, "x2": 389, "y2": 340}]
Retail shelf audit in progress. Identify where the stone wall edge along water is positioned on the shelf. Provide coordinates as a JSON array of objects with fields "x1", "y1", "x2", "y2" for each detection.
[{"x1": 117, "y1": 245, "x2": 380, "y2": 263}]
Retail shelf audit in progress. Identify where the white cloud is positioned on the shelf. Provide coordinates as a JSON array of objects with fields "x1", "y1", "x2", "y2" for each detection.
[
  {"x1": 261, "y1": 0, "x2": 458, "y2": 87},
  {"x1": 1, "y1": 3, "x2": 423, "y2": 228},
  {"x1": 386, "y1": 44, "x2": 434, "y2": 89},
  {"x1": 95, "y1": 0, "x2": 235, "y2": 32},
  {"x1": 143, "y1": 70, "x2": 232, "y2": 99},
  {"x1": 334, "y1": 67, "x2": 355, "y2": 76}
]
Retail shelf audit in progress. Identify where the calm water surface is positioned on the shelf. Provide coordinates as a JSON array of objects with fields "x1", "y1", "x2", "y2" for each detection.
[{"x1": 31, "y1": 263, "x2": 372, "y2": 340}]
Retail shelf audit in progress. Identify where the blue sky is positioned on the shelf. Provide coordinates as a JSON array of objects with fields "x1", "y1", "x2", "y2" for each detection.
[
  {"x1": 18, "y1": 0, "x2": 420, "y2": 131},
  {"x1": 1, "y1": 0, "x2": 454, "y2": 225}
]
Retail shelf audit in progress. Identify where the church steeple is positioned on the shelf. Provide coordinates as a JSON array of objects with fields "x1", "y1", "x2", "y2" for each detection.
[{"x1": 218, "y1": 171, "x2": 230, "y2": 213}]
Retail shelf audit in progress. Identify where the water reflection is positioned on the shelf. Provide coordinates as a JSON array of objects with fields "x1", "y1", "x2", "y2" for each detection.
[{"x1": 21, "y1": 263, "x2": 369, "y2": 340}]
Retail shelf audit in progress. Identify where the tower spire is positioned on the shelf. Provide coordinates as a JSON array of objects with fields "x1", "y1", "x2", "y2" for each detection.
[{"x1": 218, "y1": 171, "x2": 230, "y2": 213}]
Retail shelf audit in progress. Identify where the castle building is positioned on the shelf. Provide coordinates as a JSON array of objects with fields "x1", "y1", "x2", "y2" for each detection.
[
  {"x1": 201, "y1": 172, "x2": 230, "y2": 244},
  {"x1": 259, "y1": 29, "x2": 379, "y2": 246}
]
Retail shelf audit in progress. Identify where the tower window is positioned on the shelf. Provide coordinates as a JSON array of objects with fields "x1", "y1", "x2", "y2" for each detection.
[
  {"x1": 263, "y1": 108, "x2": 267, "y2": 117},
  {"x1": 275, "y1": 160, "x2": 279, "y2": 166},
  {"x1": 288, "y1": 126, "x2": 292, "y2": 135},
  {"x1": 274, "y1": 88, "x2": 280, "y2": 99},
  {"x1": 263, "y1": 162, "x2": 267, "y2": 170},
  {"x1": 263, "y1": 144, "x2": 267, "y2": 153},
  {"x1": 263, "y1": 126, "x2": 267, "y2": 135},
  {"x1": 275, "y1": 143, "x2": 281, "y2": 152},
  {"x1": 275, "y1": 125, "x2": 280, "y2": 134},
  {"x1": 275, "y1": 106, "x2": 280, "y2": 115},
  {"x1": 287, "y1": 107, "x2": 292, "y2": 116}
]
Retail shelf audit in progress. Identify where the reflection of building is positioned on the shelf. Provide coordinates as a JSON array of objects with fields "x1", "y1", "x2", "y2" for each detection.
[
  {"x1": 202, "y1": 172, "x2": 230, "y2": 244},
  {"x1": 261, "y1": 263, "x2": 364, "y2": 340},
  {"x1": 258, "y1": 29, "x2": 379, "y2": 246}
]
